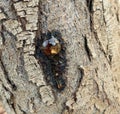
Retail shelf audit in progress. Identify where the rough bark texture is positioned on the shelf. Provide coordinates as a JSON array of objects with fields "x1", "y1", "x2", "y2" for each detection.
[{"x1": 0, "y1": 0, "x2": 120, "y2": 114}]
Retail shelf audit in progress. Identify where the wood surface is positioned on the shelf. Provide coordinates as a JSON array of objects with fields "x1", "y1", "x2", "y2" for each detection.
[{"x1": 0, "y1": 0, "x2": 120, "y2": 114}]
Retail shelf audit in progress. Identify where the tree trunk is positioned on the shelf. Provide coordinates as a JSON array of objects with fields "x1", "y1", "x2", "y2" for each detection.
[{"x1": 0, "y1": 0, "x2": 120, "y2": 114}]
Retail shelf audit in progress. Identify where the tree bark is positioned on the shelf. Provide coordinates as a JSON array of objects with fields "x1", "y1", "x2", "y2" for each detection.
[{"x1": 0, "y1": 0, "x2": 120, "y2": 114}]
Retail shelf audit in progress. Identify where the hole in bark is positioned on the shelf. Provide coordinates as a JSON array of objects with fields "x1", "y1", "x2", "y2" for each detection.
[{"x1": 35, "y1": 30, "x2": 67, "y2": 92}]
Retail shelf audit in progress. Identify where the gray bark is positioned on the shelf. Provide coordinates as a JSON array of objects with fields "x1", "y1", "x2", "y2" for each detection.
[{"x1": 0, "y1": 0, "x2": 120, "y2": 114}]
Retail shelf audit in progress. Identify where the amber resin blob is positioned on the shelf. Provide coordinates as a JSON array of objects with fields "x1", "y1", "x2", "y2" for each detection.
[{"x1": 41, "y1": 36, "x2": 61, "y2": 55}]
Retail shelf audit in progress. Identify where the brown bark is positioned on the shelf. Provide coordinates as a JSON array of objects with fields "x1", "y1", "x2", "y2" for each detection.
[{"x1": 0, "y1": 0, "x2": 120, "y2": 114}]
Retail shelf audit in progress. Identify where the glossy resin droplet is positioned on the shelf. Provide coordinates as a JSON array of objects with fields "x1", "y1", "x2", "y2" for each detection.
[{"x1": 41, "y1": 36, "x2": 61, "y2": 55}]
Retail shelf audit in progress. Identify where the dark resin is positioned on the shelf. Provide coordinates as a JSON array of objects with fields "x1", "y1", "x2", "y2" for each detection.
[{"x1": 35, "y1": 30, "x2": 67, "y2": 91}]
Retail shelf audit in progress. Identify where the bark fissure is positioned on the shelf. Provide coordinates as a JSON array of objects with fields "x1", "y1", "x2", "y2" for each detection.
[
  {"x1": 86, "y1": 0, "x2": 94, "y2": 32},
  {"x1": 18, "y1": 17, "x2": 27, "y2": 31},
  {"x1": 83, "y1": 35, "x2": 92, "y2": 61},
  {"x1": 101, "y1": 0, "x2": 106, "y2": 25},
  {"x1": 94, "y1": 31, "x2": 111, "y2": 65},
  {"x1": 18, "y1": 105, "x2": 27, "y2": 114},
  {"x1": 102, "y1": 83, "x2": 111, "y2": 105},
  {"x1": 0, "y1": 58, "x2": 17, "y2": 91},
  {"x1": 77, "y1": 66, "x2": 84, "y2": 87},
  {"x1": 0, "y1": 26, "x2": 6, "y2": 45},
  {"x1": 86, "y1": 0, "x2": 93, "y2": 13},
  {"x1": 2, "y1": 84, "x2": 17, "y2": 114},
  {"x1": 86, "y1": 0, "x2": 111, "y2": 65},
  {"x1": 72, "y1": 66, "x2": 85, "y2": 103}
]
